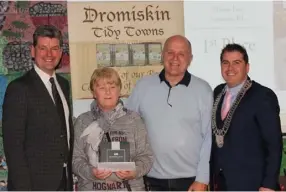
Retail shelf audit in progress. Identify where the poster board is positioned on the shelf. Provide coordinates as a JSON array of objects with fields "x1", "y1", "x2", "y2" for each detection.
[{"x1": 67, "y1": 1, "x2": 185, "y2": 99}]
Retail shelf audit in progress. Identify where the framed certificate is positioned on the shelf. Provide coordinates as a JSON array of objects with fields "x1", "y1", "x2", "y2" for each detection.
[
  {"x1": 114, "y1": 44, "x2": 130, "y2": 67},
  {"x1": 148, "y1": 43, "x2": 162, "y2": 65},
  {"x1": 132, "y1": 44, "x2": 146, "y2": 66},
  {"x1": 96, "y1": 44, "x2": 112, "y2": 67}
]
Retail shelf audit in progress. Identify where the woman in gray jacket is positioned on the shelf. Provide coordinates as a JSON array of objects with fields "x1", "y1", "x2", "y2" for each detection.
[{"x1": 72, "y1": 67, "x2": 153, "y2": 191}]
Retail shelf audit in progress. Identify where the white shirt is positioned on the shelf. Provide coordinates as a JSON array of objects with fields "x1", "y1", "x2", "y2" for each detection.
[{"x1": 34, "y1": 65, "x2": 70, "y2": 149}]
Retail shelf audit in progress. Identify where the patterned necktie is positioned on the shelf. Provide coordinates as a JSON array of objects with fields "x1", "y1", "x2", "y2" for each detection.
[{"x1": 221, "y1": 90, "x2": 231, "y2": 120}]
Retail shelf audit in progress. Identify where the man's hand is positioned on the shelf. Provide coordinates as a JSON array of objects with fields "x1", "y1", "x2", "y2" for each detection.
[
  {"x1": 188, "y1": 181, "x2": 208, "y2": 191},
  {"x1": 115, "y1": 170, "x2": 136, "y2": 180},
  {"x1": 92, "y1": 168, "x2": 112, "y2": 180},
  {"x1": 259, "y1": 187, "x2": 275, "y2": 191}
]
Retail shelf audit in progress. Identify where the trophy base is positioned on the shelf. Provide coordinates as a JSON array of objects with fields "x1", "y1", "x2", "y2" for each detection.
[{"x1": 97, "y1": 162, "x2": 136, "y2": 171}]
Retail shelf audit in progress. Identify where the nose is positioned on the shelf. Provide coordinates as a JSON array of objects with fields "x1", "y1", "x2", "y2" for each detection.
[
  {"x1": 105, "y1": 87, "x2": 111, "y2": 94},
  {"x1": 173, "y1": 53, "x2": 179, "y2": 61},
  {"x1": 226, "y1": 63, "x2": 233, "y2": 71},
  {"x1": 47, "y1": 49, "x2": 52, "y2": 56}
]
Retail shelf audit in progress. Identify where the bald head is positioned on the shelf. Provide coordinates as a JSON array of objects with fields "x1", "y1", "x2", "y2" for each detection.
[
  {"x1": 163, "y1": 35, "x2": 192, "y2": 54},
  {"x1": 162, "y1": 35, "x2": 193, "y2": 85}
]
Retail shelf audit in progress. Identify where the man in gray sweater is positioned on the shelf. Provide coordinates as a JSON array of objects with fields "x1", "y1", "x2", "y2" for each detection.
[{"x1": 126, "y1": 35, "x2": 213, "y2": 191}]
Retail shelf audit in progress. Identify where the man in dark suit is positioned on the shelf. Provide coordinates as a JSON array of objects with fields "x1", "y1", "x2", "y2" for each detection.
[
  {"x1": 210, "y1": 43, "x2": 282, "y2": 191},
  {"x1": 2, "y1": 25, "x2": 73, "y2": 191}
]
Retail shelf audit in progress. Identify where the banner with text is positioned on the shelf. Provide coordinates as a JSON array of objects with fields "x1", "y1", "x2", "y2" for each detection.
[{"x1": 67, "y1": 1, "x2": 184, "y2": 99}]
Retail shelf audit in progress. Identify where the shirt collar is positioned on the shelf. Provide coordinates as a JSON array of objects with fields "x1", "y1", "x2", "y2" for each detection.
[
  {"x1": 34, "y1": 64, "x2": 56, "y2": 85},
  {"x1": 159, "y1": 69, "x2": 191, "y2": 87},
  {"x1": 226, "y1": 80, "x2": 246, "y2": 96}
]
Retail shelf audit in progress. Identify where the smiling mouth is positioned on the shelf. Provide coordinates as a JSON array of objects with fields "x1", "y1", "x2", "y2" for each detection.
[{"x1": 170, "y1": 63, "x2": 179, "y2": 67}]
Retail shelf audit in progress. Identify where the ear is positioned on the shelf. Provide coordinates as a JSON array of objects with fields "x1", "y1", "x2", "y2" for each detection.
[
  {"x1": 59, "y1": 48, "x2": 63, "y2": 56},
  {"x1": 246, "y1": 63, "x2": 250, "y2": 73},
  {"x1": 190, "y1": 54, "x2": 193, "y2": 62},
  {"x1": 92, "y1": 90, "x2": 96, "y2": 99},
  {"x1": 188, "y1": 54, "x2": 193, "y2": 66},
  {"x1": 31, "y1": 45, "x2": 35, "y2": 58},
  {"x1": 161, "y1": 51, "x2": 164, "y2": 63}
]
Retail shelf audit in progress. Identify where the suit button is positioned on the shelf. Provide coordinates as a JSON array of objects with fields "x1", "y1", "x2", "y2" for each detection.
[
  {"x1": 60, "y1": 135, "x2": 64, "y2": 138},
  {"x1": 60, "y1": 153, "x2": 63, "y2": 157}
]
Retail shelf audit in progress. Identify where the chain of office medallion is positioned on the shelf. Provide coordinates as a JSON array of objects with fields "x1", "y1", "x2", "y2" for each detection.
[{"x1": 212, "y1": 80, "x2": 252, "y2": 136}]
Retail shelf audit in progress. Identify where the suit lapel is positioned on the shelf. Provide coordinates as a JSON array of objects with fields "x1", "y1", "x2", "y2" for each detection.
[
  {"x1": 28, "y1": 68, "x2": 62, "y2": 127},
  {"x1": 56, "y1": 75, "x2": 69, "y2": 103},
  {"x1": 229, "y1": 85, "x2": 253, "y2": 121},
  {"x1": 214, "y1": 81, "x2": 253, "y2": 132},
  {"x1": 56, "y1": 75, "x2": 74, "y2": 151},
  {"x1": 56, "y1": 75, "x2": 72, "y2": 126},
  {"x1": 29, "y1": 68, "x2": 57, "y2": 108}
]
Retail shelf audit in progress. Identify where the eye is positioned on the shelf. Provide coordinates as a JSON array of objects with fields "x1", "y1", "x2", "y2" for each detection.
[
  {"x1": 234, "y1": 61, "x2": 241, "y2": 65},
  {"x1": 52, "y1": 47, "x2": 60, "y2": 51}
]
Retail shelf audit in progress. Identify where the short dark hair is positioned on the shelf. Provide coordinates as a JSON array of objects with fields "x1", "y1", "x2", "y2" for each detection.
[
  {"x1": 220, "y1": 43, "x2": 249, "y2": 63},
  {"x1": 33, "y1": 25, "x2": 63, "y2": 47}
]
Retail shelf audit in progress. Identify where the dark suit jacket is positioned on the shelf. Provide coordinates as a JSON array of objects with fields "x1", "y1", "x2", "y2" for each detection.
[
  {"x1": 2, "y1": 68, "x2": 74, "y2": 191},
  {"x1": 210, "y1": 80, "x2": 282, "y2": 191}
]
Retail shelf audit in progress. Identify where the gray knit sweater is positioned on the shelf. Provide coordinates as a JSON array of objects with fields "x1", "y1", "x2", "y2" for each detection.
[{"x1": 72, "y1": 101, "x2": 153, "y2": 191}]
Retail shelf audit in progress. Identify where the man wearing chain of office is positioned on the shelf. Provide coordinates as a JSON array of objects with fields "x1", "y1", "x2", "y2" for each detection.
[{"x1": 210, "y1": 43, "x2": 282, "y2": 191}]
